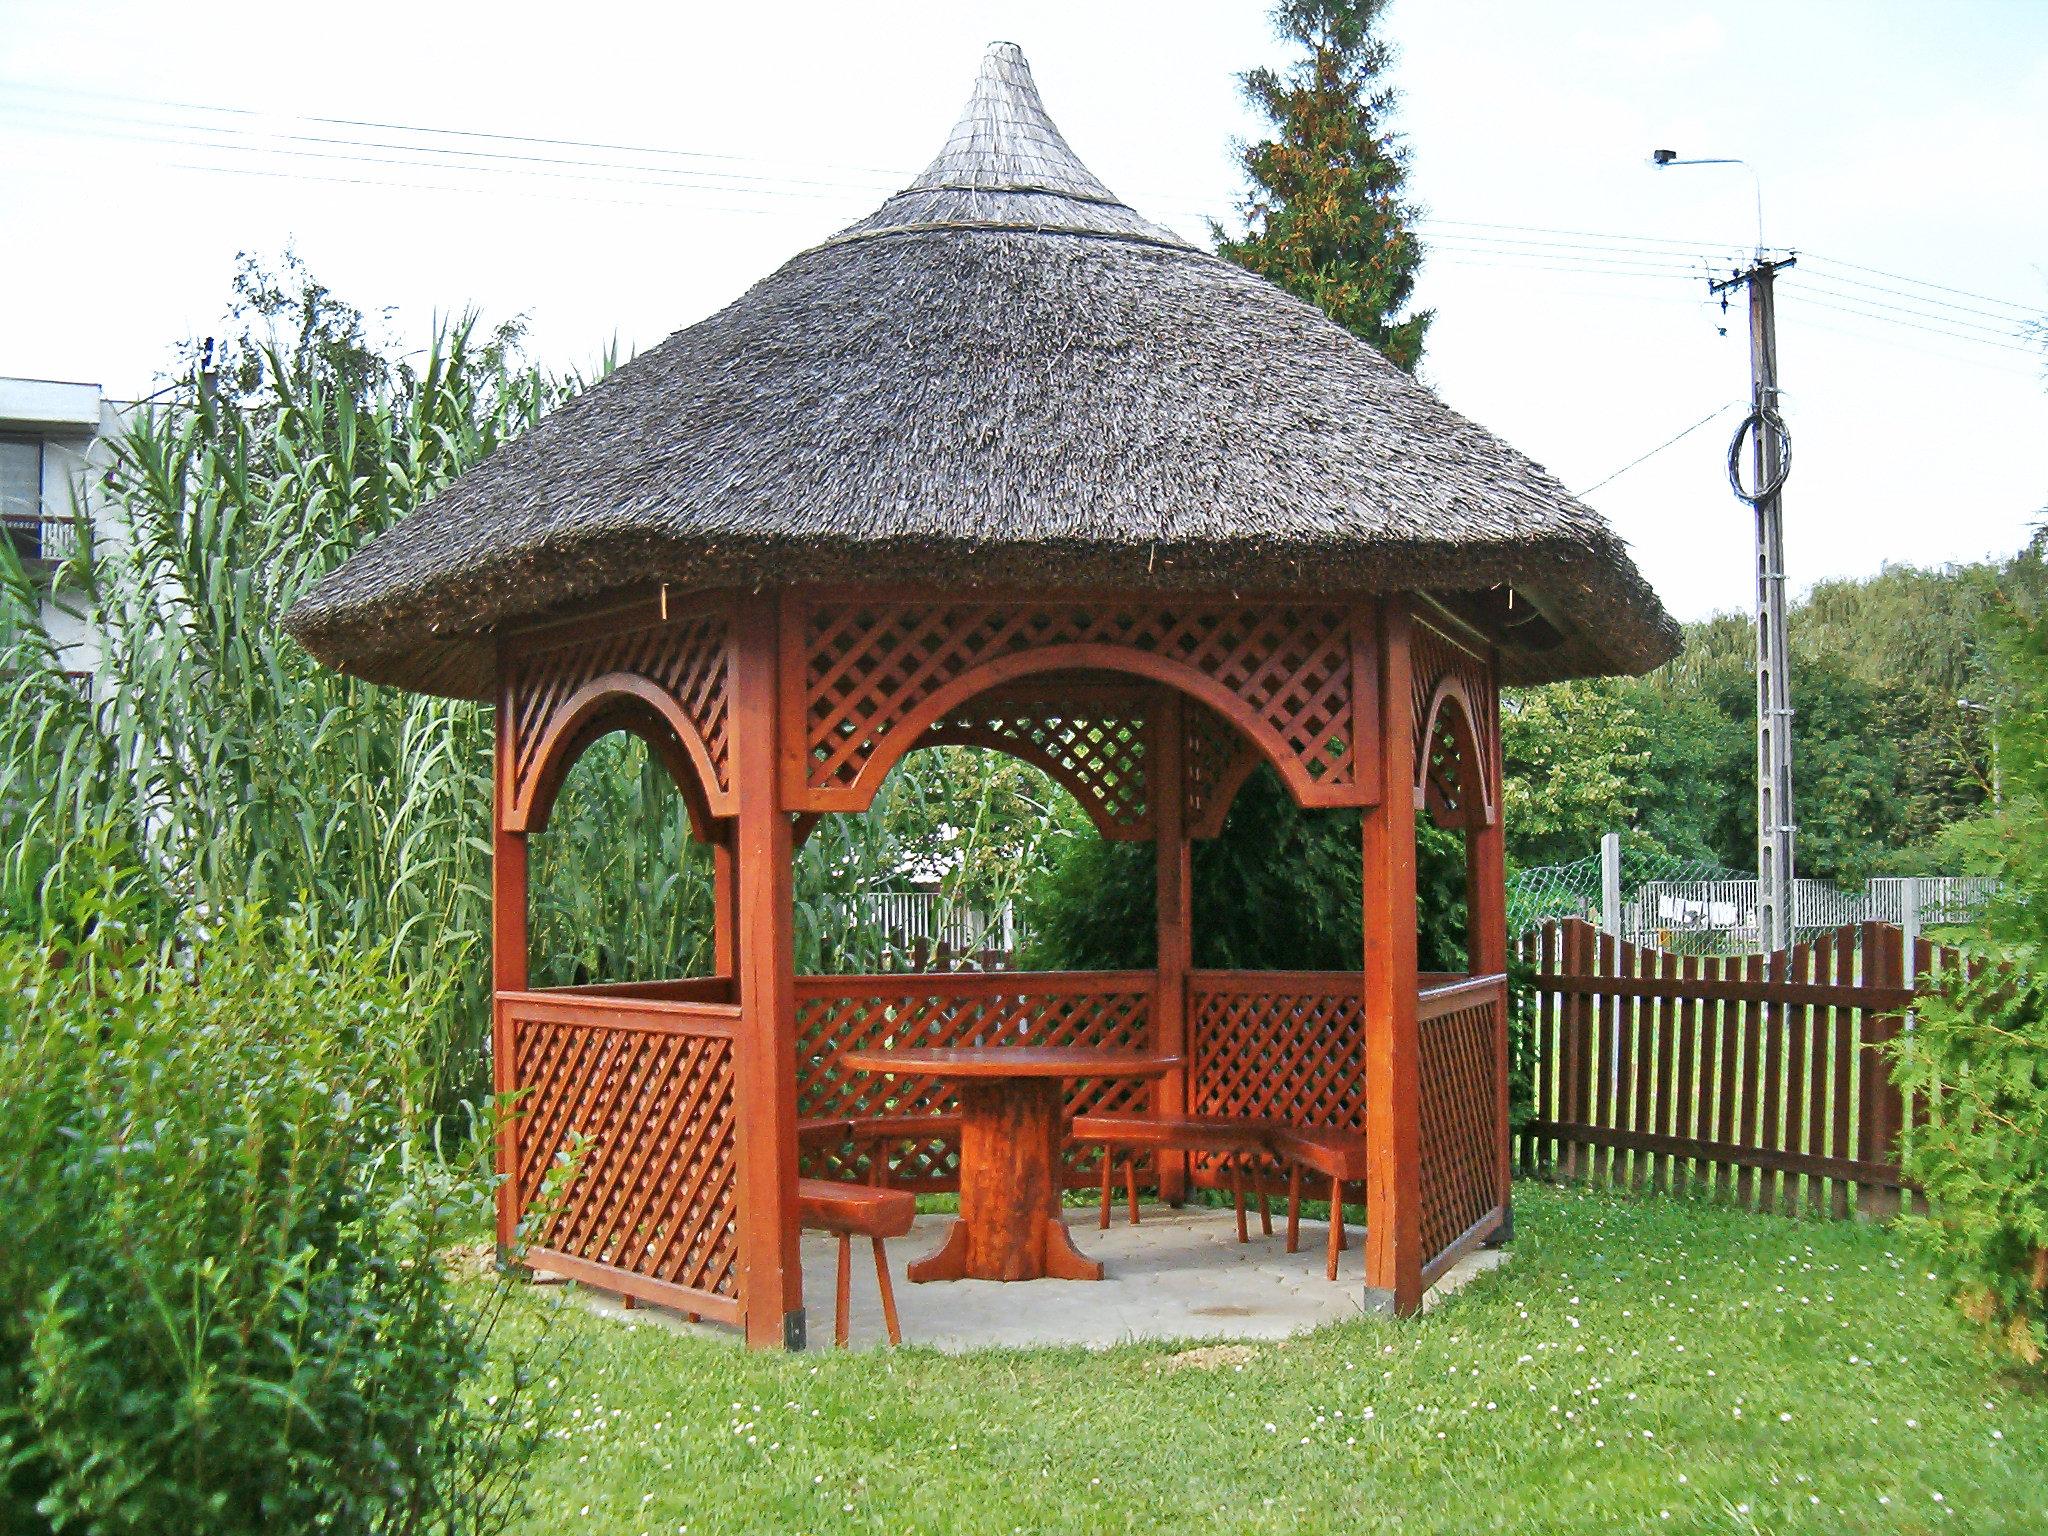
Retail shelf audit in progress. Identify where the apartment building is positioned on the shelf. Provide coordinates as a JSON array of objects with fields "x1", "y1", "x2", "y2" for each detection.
[{"x1": 1, "y1": 375, "x2": 128, "y2": 682}]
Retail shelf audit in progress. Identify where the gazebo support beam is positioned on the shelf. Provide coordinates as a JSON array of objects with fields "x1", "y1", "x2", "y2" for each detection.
[
  {"x1": 490, "y1": 690, "x2": 529, "y2": 1263},
  {"x1": 732, "y1": 596, "x2": 806, "y2": 1349},
  {"x1": 1151, "y1": 689, "x2": 1192, "y2": 1205},
  {"x1": 1466, "y1": 678, "x2": 1513, "y2": 1245},
  {"x1": 712, "y1": 832, "x2": 739, "y2": 980},
  {"x1": 1363, "y1": 601, "x2": 1424, "y2": 1315}
]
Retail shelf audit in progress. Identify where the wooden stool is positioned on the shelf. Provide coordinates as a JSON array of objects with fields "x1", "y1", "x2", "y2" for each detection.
[
  {"x1": 1270, "y1": 1125, "x2": 1369, "y2": 1281},
  {"x1": 1068, "y1": 1114, "x2": 1279, "y2": 1241},
  {"x1": 797, "y1": 1178, "x2": 916, "y2": 1346}
]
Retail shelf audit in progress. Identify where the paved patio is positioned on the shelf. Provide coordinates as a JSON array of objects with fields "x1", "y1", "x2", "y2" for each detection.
[{"x1": 567, "y1": 1206, "x2": 1508, "y2": 1352}]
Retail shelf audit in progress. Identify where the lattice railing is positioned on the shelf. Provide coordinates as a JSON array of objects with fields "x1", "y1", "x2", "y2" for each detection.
[
  {"x1": 794, "y1": 972, "x2": 1155, "y2": 1188},
  {"x1": 1188, "y1": 972, "x2": 1367, "y2": 1185},
  {"x1": 502, "y1": 992, "x2": 741, "y2": 1318},
  {"x1": 1417, "y1": 976, "x2": 1507, "y2": 1264},
  {"x1": 793, "y1": 598, "x2": 1363, "y2": 808}
]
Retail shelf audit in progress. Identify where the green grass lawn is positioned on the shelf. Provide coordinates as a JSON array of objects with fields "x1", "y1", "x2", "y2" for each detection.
[{"x1": 493, "y1": 1184, "x2": 2044, "y2": 1535}]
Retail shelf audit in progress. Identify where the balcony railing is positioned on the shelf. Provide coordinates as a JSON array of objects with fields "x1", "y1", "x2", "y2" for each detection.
[{"x1": 3, "y1": 512, "x2": 80, "y2": 564}]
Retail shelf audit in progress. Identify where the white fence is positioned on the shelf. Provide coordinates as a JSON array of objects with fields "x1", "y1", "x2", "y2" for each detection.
[
  {"x1": 843, "y1": 892, "x2": 1020, "y2": 965},
  {"x1": 1623, "y1": 875, "x2": 1997, "y2": 950}
]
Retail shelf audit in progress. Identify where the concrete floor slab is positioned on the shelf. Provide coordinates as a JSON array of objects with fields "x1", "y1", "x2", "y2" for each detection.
[{"x1": 569, "y1": 1206, "x2": 1508, "y2": 1353}]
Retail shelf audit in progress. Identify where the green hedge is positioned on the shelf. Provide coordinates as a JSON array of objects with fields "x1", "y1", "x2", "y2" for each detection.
[{"x1": 0, "y1": 882, "x2": 542, "y2": 1534}]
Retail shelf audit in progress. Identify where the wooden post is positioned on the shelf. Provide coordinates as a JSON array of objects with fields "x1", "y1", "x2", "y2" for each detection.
[
  {"x1": 1362, "y1": 601, "x2": 1423, "y2": 1315},
  {"x1": 712, "y1": 831, "x2": 740, "y2": 981},
  {"x1": 732, "y1": 595, "x2": 805, "y2": 1349},
  {"x1": 1152, "y1": 689, "x2": 1192, "y2": 1205},
  {"x1": 491, "y1": 676, "x2": 530, "y2": 1259},
  {"x1": 1465, "y1": 658, "x2": 1512, "y2": 1241}
]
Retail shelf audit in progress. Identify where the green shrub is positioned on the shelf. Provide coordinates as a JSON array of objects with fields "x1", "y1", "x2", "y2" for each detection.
[
  {"x1": 1019, "y1": 763, "x2": 1469, "y2": 972},
  {"x1": 1887, "y1": 565, "x2": 2048, "y2": 1371},
  {"x1": 1890, "y1": 955, "x2": 2048, "y2": 1367},
  {"x1": 0, "y1": 890, "x2": 543, "y2": 1534}
]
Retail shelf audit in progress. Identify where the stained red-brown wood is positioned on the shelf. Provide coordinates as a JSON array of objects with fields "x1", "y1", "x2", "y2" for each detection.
[
  {"x1": 491, "y1": 673, "x2": 530, "y2": 1257},
  {"x1": 842, "y1": 1047, "x2": 1174, "y2": 1282},
  {"x1": 491, "y1": 583, "x2": 1528, "y2": 1341},
  {"x1": 733, "y1": 595, "x2": 804, "y2": 1346},
  {"x1": 712, "y1": 831, "x2": 739, "y2": 980},
  {"x1": 1363, "y1": 600, "x2": 1423, "y2": 1314},
  {"x1": 1522, "y1": 917, "x2": 1933, "y2": 1215},
  {"x1": 1152, "y1": 688, "x2": 1193, "y2": 1205}
]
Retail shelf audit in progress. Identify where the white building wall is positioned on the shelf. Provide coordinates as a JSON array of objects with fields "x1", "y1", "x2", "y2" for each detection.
[{"x1": 1, "y1": 377, "x2": 130, "y2": 681}]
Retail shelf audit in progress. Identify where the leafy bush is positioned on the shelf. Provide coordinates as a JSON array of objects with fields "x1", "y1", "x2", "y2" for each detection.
[
  {"x1": 0, "y1": 884, "x2": 542, "y2": 1533},
  {"x1": 1887, "y1": 561, "x2": 2048, "y2": 1370},
  {"x1": 1019, "y1": 763, "x2": 1468, "y2": 972}
]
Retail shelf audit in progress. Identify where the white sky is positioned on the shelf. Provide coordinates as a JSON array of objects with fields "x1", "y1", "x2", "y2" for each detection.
[{"x1": 3, "y1": 0, "x2": 2043, "y2": 622}]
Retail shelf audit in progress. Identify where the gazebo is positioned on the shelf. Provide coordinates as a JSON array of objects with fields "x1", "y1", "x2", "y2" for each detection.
[{"x1": 286, "y1": 44, "x2": 1677, "y2": 1349}]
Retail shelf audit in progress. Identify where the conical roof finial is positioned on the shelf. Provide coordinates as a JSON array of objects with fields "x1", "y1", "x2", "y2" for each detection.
[
  {"x1": 910, "y1": 42, "x2": 1118, "y2": 201},
  {"x1": 824, "y1": 42, "x2": 1187, "y2": 250}
]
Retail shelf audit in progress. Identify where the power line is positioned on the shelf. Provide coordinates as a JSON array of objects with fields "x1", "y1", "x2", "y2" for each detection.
[
  {"x1": 1799, "y1": 260, "x2": 2040, "y2": 326},
  {"x1": 1794, "y1": 290, "x2": 2040, "y2": 356},
  {"x1": 1797, "y1": 249, "x2": 2042, "y2": 319},
  {"x1": 5, "y1": 76, "x2": 2041, "y2": 368},
  {"x1": 1573, "y1": 403, "x2": 1739, "y2": 497}
]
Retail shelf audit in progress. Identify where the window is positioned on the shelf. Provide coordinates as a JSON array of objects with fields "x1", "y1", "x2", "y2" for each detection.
[{"x1": 2, "y1": 436, "x2": 46, "y2": 560}]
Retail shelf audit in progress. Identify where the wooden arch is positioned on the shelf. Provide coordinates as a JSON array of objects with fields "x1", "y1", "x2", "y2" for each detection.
[
  {"x1": 810, "y1": 643, "x2": 1343, "y2": 823},
  {"x1": 505, "y1": 672, "x2": 719, "y2": 840},
  {"x1": 1416, "y1": 676, "x2": 1494, "y2": 832},
  {"x1": 787, "y1": 597, "x2": 1366, "y2": 816}
]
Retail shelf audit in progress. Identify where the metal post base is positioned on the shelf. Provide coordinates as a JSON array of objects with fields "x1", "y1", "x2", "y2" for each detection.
[
  {"x1": 1361, "y1": 1286, "x2": 1401, "y2": 1316},
  {"x1": 1484, "y1": 1208, "x2": 1514, "y2": 1247},
  {"x1": 783, "y1": 1308, "x2": 807, "y2": 1351}
]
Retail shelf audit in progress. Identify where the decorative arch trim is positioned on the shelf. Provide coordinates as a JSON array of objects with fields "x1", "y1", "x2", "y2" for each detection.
[
  {"x1": 919, "y1": 718, "x2": 1153, "y2": 841},
  {"x1": 506, "y1": 672, "x2": 719, "y2": 838},
  {"x1": 806, "y1": 641, "x2": 1349, "y2": 818},
  {"x1": 789, "y1": 598, "x2": 1369, "y2": 815},
  {"x1": 1415, "y1": 677, "x2": 1494, "y2": 830}
]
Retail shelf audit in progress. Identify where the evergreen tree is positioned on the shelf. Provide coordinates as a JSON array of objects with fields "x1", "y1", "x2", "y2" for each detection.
[{"x1": 1217, "y1": 0, "x2": 1432, "y2": 371}]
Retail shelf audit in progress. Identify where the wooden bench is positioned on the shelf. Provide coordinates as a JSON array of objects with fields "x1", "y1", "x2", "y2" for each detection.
[
  {"x1": 1071, "y1": 1114, "x2": 1367, "y2": 1281},
  {"x1": 797, "y1": 1178, "x2": 916, "y2": 1346},
  {"x1": 1268, "y1": 1124, "x2": 1369, "y2": 1281},
  {"x1": 1068, "y1": 1113, "x2": 1281, "y2": 1243}
]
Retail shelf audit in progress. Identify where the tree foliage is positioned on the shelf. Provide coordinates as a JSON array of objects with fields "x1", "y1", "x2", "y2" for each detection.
[
  {"x1": 1503, "y1": 552, "x2": 2043, "y2": 881},
  {"x1": 1216, "y1": 0, "x2": 1432, "y2": 371},
  {"x1": 1888, "y1": 537, "x2": 2048, "y2": 1369}
]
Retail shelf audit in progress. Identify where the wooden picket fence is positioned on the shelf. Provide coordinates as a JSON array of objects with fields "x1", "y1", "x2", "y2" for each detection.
[{"x1": 1516, "y1": 917, "x2": 1967, "y2": 1218}]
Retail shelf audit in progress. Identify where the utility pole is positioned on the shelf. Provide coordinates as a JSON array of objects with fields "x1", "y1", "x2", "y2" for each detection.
[
  {"x1": 1651, "y1": 148, "x2": 1798, "y2": 954},
  {"x1": 1712, "y1": 254, "x2": 1798, "y2": 952}
]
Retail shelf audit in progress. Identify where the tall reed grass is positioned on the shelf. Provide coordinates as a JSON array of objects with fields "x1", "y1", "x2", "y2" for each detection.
[{"x1": 0, "y1": 282, "x2": 1036, "y2": 1111}]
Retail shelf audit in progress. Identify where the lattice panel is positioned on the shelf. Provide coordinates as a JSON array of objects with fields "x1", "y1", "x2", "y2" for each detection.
[
  {"x1": 1182, "y1": 702, "x2": 1257, "y2": 839},
  {"x1": 1189, "y1": 979, "x2": 1367, "y2": 1181},
  {"x1": 923, "y1": 702, "x2": 1151, "y2": 838},
  {"x1": 800, "y1": 601, "x2": 1358, "y2": 803},
  {"x1": 1418, "y1": 996, "x2": 1504, "y2": 1262},
  {"x1": 1423, "y1": 708, "x2": 1476, "y2": 830},
  {"x1": 1411, "y1": 619, "x2": 1494, "y2": 798},
  {"x1": 795, "y1": 979, "x2": 1153, "y2": 1188},
  {"x1": 508, "y1": 606, "x2": 732, "y2": 811},
  {"x1": 509, "y1": 1008, "x2": 739, "y2": 1300}
]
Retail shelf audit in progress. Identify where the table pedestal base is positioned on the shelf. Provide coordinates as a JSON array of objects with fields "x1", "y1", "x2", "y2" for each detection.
[{"x1": 906, "y1": 1076, "x2": 1103, "y2": 1282}]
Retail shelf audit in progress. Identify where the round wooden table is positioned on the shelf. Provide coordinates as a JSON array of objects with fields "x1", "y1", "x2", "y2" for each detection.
[{"x1": 838, "y1": 1045, "x2": 1178, "y2": 1282}]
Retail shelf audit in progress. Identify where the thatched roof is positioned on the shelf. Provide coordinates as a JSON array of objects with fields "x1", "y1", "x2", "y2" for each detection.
[{"x1": 286, "y1": 43, "x2": 1678, "y2": 697}]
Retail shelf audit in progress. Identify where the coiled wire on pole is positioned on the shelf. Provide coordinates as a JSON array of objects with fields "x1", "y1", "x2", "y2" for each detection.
[{"x1": 1726, "y1": 407, "x2": 1792, "y2": 504}]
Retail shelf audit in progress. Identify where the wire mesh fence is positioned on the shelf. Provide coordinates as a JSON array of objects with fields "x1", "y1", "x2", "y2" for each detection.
[{"x1": 1509, "y1": 848, "x2": 1997, "y2": 955}]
